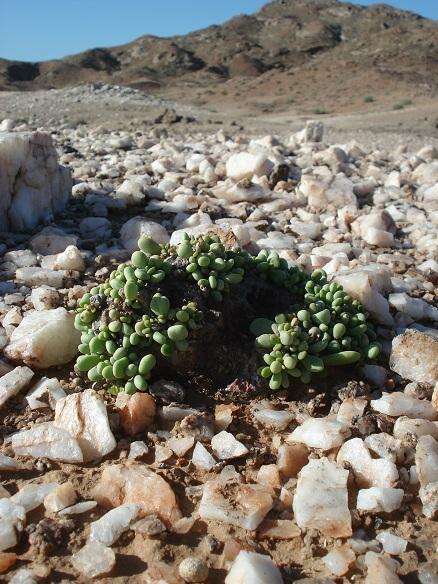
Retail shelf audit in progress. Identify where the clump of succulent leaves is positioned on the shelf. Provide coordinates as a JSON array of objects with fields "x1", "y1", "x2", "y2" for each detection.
[{"x1": 74, "y1": 234, "x2": 380, "y2": 394}]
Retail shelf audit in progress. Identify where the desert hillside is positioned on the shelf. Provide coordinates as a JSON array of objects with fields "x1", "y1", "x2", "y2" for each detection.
[{"x1": 1, "y1": 0, "x2": 437, "y2": 114}]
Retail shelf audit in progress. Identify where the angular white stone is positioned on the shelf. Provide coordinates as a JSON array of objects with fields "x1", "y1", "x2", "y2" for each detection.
[
  {"x1": 226, "y1": 152, "x2": 273, "y2": 182},
  {"x1": 54, "y1": 389, "x2": 116, "y2": 462},
  {"x1": 415, "y1": 435, "x2": 438, "y2": 488},
  {"x1": 71, "y1": 541, "x2": 116, "y2": 578},
  {"x1": 364, "y1": 433, "x2": 405, "y2": 464},
  {"x1": 26, "y1": 377, "x2": 66, "y2": 410},
  {"x1": 393, "y1": 417, "x2": 438, "y2": 440},
  {"x1": 199, "y1": 478, "x2": 273, "y2": 530},
  {"x1": 0, "y1": 366, "x2": 34, "y2": 408},
  {"x1": 225, "y1": 551, "x2": 283, "y2": 584},
  {"x1": 0, "y1": 520, "x2": 18, "y2": 552},
  {"x1": 12, "y1": 422, "x2": 83, "y2": 463},
  {"x1": 0, "y1": 131, "x2": 71, "y2": 232},
  {"x1": 252, "y1": 404, "x2": 294, "y2": 431},
  {"x1": 293, "y1": 458, "x2": 352, "y2": 537},
  {"x1": 335, "y1": 270, "x2": 393, "y2": 326},
  {"x1": 192, "y1": 442, "x2": 216, "y2": 471},
  {"x1": 8, "y1": 568, "x2": 37, "y2": 584},
  {"x1": 0, "y1": 453, "x2": 24, "y2": 471},
  {"x1": 376, "y1": 531, "x2": 407, "y2": 555},
  {"x1": 92, "y1": 464, "x2": 182, "y2": 527},
  {"x1": 40, "y1": 245, "x2": 85, "y2": 272},
  {"x1": 288, "y1": 416, "x2": 350, "y2": 450},
  {"x1": 211, "y1": 431, "x2": 249, "y2": 460},
  {"x1": 15, "y1": 267, "x2": 66, "y2": 289},
  {"x1": 5, "y1": 308, "x2": 80, "y2": 369},
  {"x1": 389, "y1": 293, "x2": 438, "y2": 322},
  {"x1": 59, "y1": 501, "x2": 97, "y2": 516},
  {"x1": 120, "y1": 217, "x2": 169, "y2": 252},
  {"x1": 323, "y1": 546, "x2": 355, "y2": 576},
  {"x1": 337, "y1": 438, "x2": 398, "y2": 488},
  {"x1": 89, "y1": 503, "x2": 140, "y2": 546},
  {"x1": 167, "y1": 436, "x2": 195, "y2": 457},
  {"x1": 128, "y1": 441, "x2": 149, "y2": 460},
  {"x1": 390, "y1": 330, "x2": 438, "y2": 385},
  {"x1": 44, "y1": 483, "x2": 77, "y2": 513},
  {"x1": 419, "y1": 483, "x2": 438, "y2": 519},
  {"x1": 11, "y1": 482, "x2": 59, "y2": 512},
  {"x1": 371, "y1": 392, "x2": 437, "y2": 421},
  {"x1": 30, "y1": 286, "x2": 59, "y2": 310},
  {"x1": 356, "y1": 488, "x2": 404, "y2": 513},
  {"x1": 364, "y1": 552, "x2": 402, "y2": 584}
]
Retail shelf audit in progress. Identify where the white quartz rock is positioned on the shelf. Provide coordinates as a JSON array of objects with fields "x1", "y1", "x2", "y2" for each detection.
[
  {"x1": 54, "y1": 389, "x2": 116, "y2": 462},
  {"x1": 293, "y1": 458, "x2": 352, "y2": 537},
  {"x1": 419, "y1": 483, "x2": 438, "y2": 519},
  {"x1": 0, "y1": 498, "x2": 26, "y2": 532},
  {"x1": 15, "y1": 266, "x2": 66, "y2": 288},
  {"x1": 26, "y1": 377, "x2": 66, "y2": 409},
  {"x1": 12, "y1": 422, "x2": 83, "y2": 463},
  {"x1": 40, "y1": 245, "x2": 85, "y2": 272},
  {"x1": 192, "y1": 442, "x2": 216, "y2": 471},
  {"x1": 293, "y1": 120, "x2": 324, "y2": 144},
  {"x1": 335, "y1": 270, "x2": 393, "y2": 326},
  {"x1": 0, "y1": 520, "x2": 18, "y2": 551},
  {"x1": 252, "y1": 404, "x2": 294, "y2": 431},
  {"x1": 120, "y1": 217, "x2": 169, "y2": 252},
  {"x1": 225, "y1": 551, "x2": 283, "y2": 584},
  {"x1": 393, "y1": 417, "x2": 438, "y2": 440},
  {"x1": 356, "y1": 487, "x2": 404, "y2": 513},
  {"x1": 390, "y1": 330, "x2": 438, "y2": 385},
  {"x1": 376, "y1": 531, "x2": 407, "y2": 555},
  {"x1": 11, "y1": 482, "x2": 59, "y2": 512},
  {"x1": 0, "y1": 453, "x2": 24, "y2": 471},
  {"x1": 30, "y1": 286, "x2": 59, "y2": 310},
  {"x1": 364, "y1": 552, "x2": 402, "y2": 584},
  {"x1": 199, "y1": 477, "x2": 273, "y2": 530},
  {"x1": 211, "y1": 431, "x2": 249, "y2": 460},
  {"x1": 128, "y1": 441, "x2": 149, "y2": 460},
  {"x1": 288, "y1": 416, "x2": 350, "y2": 450},
  {"x1": 0, "y1": 131, "x2": 71, "y2": 232},
  {"x1": 371, "y1": 392, "x2": 437, "y2": 421},
  {"x1": 5, "y1": 308, "x2": 80, "y2": 369},
  {"x1": 0, "y1": 366, "x2": 34, "y2": 408},
  {"x1": 71, "y1": 541, "x2": 116, "y2": 578},
  {"x1": 44, "y1": 483, "x2": 77, "y2": 513},
  {"x1": 59, "y1": 501, "x2": 97, "y2": 516},
  {"x1": 337, "y1": 438, "x2": 398, "y2": 488},
  {"x1": 323, "y1": 546, "x2": 355, "y2": 576},
  {"x1": 415, "y1": 435, "x2": 438, "y2": 488},
  {"x1": 364, "y1": 433, "x2": 405, "y2": 464},
  {"x1": 226, "y1": 152, "x2": 273, "y2": 181},
  {"x1": 389, "y1": 293, "x2": 438, "y2": 322},
  {"x1": 9, "y1": 569, "x2": 37, "y2": 584},
  {"x1": 89, "y1": 504, "x2": 140, "y2": 546}
]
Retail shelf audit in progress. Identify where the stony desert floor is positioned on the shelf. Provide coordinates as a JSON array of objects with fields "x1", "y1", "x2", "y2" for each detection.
[{"x1": 0, "y1": 84, "x2": 437, "y2": 584}]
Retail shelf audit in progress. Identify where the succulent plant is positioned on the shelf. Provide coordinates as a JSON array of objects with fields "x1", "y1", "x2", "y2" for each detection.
[{"x1": 74, "y1": 234, "x2": 380, "y2": 395}]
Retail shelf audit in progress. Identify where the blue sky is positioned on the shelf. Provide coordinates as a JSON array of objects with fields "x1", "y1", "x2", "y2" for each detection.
[{"x1": 0, "y1": 0, "x2": 436, "y2": 62}]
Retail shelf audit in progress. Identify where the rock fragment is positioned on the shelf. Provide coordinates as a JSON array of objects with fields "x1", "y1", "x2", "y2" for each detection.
[
  {"x1": 293, "y1": 458, "x2": 352, "y2": 537},
  {"x1": 54, "y1": 389, "x2": 116, "y2": 461},
  {"x1": 225, "y1": 551, "x2": 283, "y2": 584},
  {"x1": 390, "y1": 330, "x2": 438, "y2": 385},
  {"x1": 71, "y1": 541, "x2": 115, "y2": 578},
  {"x1": 0, "y1": 366, "x2": 34, "y2": 408},
  {"x1": 5, "y1": 308, "x2": 80, "y2": 369},
  {"x1": 89, "y1": 503, "x2": 139, "y2": 546}
]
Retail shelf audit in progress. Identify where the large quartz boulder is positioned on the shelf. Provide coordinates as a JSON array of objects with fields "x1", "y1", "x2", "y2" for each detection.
[{"x1": 0, "y1": 131, "x2": 71, "y2": 231}]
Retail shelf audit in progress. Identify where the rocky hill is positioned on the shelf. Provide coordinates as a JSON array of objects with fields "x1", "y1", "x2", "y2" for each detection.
[{"x1": 1, "y1": 0, "x2": 437, "y2": 113}]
